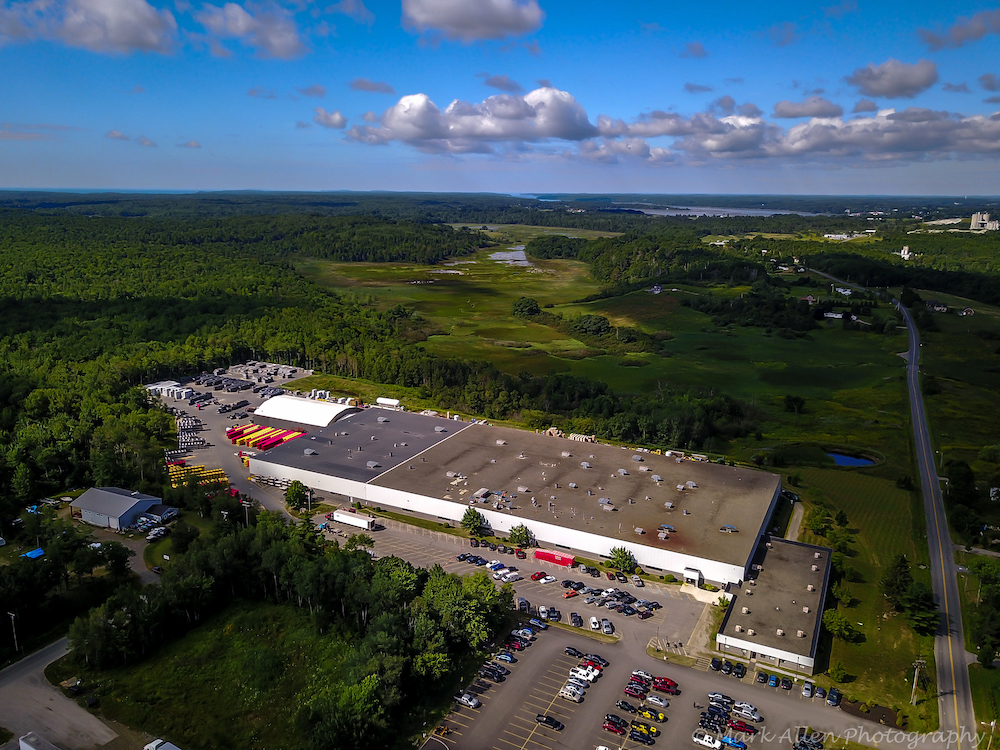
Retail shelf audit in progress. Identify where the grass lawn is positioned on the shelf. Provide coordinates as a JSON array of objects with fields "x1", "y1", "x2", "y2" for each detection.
[
  {"x1": 142, "y1": 511, "x2": 215, "y2": 571},
  {"x1": 797, "y1": 468, "x2": 938, "y2": 731},
  {"x1": 968, "y1": 664, "x2": 1000, "y2": 725},
  {"x1": 0, "y1": 727, "x2": 11, "y2": 745}
]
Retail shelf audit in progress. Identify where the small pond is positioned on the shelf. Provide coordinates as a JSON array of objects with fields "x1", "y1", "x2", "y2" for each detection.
[{"x1": 826, "y1": 451, "x2": 875, "y2": 467}]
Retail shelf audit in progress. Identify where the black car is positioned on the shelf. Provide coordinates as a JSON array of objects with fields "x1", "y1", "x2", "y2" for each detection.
[
  {"x1": 498, "y1": 545, "x2": 507, "y2": 553},
  {"x1": 536, "y1": 715, "x2": 564, "y2": 730},
  {"x1": 615, "y1": 571, "x2": 628, "y2": 583},
  {"x1": 733, "y1": 663, "x2": 747, "y2": 679},
  {"x1": 561, "y1": 579, "x2": 573, "y2": 588},
  {"x1": 570, "y1": 581, "x2": 586, "y2": 591},
  {"x1": 478, "y1": 667, "x2": 505, "y2": 682},
  {"x1": 721, "y1": 661, "x2": 733, "y2": 675},
  {"x1": 756, "y1": 671, "x2": 768, "y2": 684},
  {"x1": 570, "y1": 613, "x2": 584, "y2": 627},
  {"x1": 469, "y1": 539, "x2": 480, "y2": 547},
  {"x1": 623, "y1": 606, "x2": 638, "y2": 616},
  {"x1": 565, "y1": 646, "x2": 584, "y2": 658},
  {"x1": 629, "y1": 730, "x2": 655, "y2": 746},
  {"x1": 647, "y1": 601, "x2": 662, "y2": 610},
  {"x1": 781, "y1": 677, "x2": 793, "y2": 690},
  {"x1": 605, "y1": 713, "x2": 628, "y2": 727},
  {"x1": 457, "y1": 552, "x2": 470, "y2": 561},
  {"x1": 490, "y1": 663, "x2": 510, "y2": 676},
  {"x1": 710, "y1": 658, "x2": 722, "y2": 671},
  {"x1": 590, "y1": 568, "x2": 601, "y2": 577},
  {"x1": 617, "y1": 700, "x2": 638, "y2": 714},
  {"x1": 827, "y1": 688, "x2": 842, "y2": 706}
]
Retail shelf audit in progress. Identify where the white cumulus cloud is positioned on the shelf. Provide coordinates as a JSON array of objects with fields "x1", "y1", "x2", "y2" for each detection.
[
  {"x1": 402, "y1": 0, "x2": 543, "y2": 42},
  {"x1": 313, "y1": 107, "x2": 346, "y2": 128},
  {"x1": 105, "y1": 129, "x2": 129, "y2": 139},
  {"x1": 846, "y1": 58, "x2": 938, "y2": 99},
  {"x1": 773, "y1": 96, "x2": 844, "y2": 118},
  {"x1": 197, "y1": 2, "x2": 306, "y2": 58}
]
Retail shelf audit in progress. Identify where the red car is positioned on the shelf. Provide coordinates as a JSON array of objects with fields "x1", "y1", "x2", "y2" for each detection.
[
  {"x1": 563, "y1": 589, "x2": 578, "y2": 599},
  {"x1": 504, "y1": 640, "x2": 524, "y2": 651},
  {"x1": 606, "y1": 571, "x2": 615, "y2": 580},
  {"x1": 530, "y1": 571, "x2": 546, "y2": 581},
  {"x1": 728, "y1": 720, "x2": 758, "y2": 735},
  {"x1": 624, "y1": 685, "x2": 646, "y2": 699},
  {"x1": 603, "y1": 721, "x2": 626, "y2": 736},
  {"x1": 580, "y1": 660, "x2": 603, "y2": 671}
]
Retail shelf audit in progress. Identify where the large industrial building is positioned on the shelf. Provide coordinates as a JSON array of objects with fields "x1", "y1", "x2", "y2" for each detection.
[
  {"x1": 248, "y1": 399, "x2": 787, "y2": 587},
  {"x1": 71, "y1": 487, "x2": 166, "y2": 529}
]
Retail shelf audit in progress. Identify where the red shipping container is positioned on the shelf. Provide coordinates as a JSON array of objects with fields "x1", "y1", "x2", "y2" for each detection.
[{"x1": 533, "y1": 549, "x2": 575, "y2": 567}]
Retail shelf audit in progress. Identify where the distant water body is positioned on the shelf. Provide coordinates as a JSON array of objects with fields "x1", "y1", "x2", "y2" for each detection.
[{"x1": 510, "y1": 194, "x2": 818, "y2": 216}]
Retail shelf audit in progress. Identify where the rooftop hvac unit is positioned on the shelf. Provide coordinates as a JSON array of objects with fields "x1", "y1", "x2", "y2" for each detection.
[
  {"x1": 811, "y1": 564, "x2": 819, "y2": 571},
  {"x1": 619, "y1": 468, "x2": 629, "y2": 476},
  {"x1": 814, "y1": 551, "x2": 822, "y2": 559},
  {"x1": 745, "y1": 589, "x2": 752, "y2": 595},
  {"x1": 776, "y1": 629, "x2": 785, "y2": 636},
  {"x1": 568, "y1": 482, "x2": 578, "y2": 489},
  {"x1": 664, "y1": 501, "x2": 675, "y2": 509},
  {"x1": 377, "y1": 416, "x2": 389, "y2": 423},
  {"x1": 497, "y1": 440, "x2": 507, "y2": 446},
  {"x1": 741, "y1": 606, "x2": 750, "y2": 614},
  {"x1": 686, "y1": 481, "x2": 697, "y2": 488},
  {"x1": 435, "y1": 426, "x2": 447, "y2": 432},
  {"x1": 802, "y1": 606, "x2": 810, "y2": 614},
  {"x1": 598, "y1": 497, "x2": 612, "y2": 504},
  {"x1": 446, "y1": 471, "x2": 458, "y2": 477},
  {"x1": 303, "y1": 448, "x2": 318, "y2": 455},
  {"x1": 747, "y1": 629, "x2": 756, "y2": 636},
  {"x1": 652, "y1": 474, "x2": 663, "y2": 482},
  {"x1": 602, "y1": 504, "x2": 614, "y2": 512},
  {"x1": 735, "y1": 625, "x2": 743, "y2": 633},
  {"x1": 561, "y1": 451, "x2": 572, "y2": 457},
  {"x1": 807, "y1": 584, "x2": 815, "y2": 591},
  {"x1": 640, "y1": 466, "x2": 651, "y2": 471},
  {"x1": 676, "y1": 484, "x2": 686, "y2": 491},
  {"x1": 797, "y1": 630, "x2": 805, "y2": 638},
  {"x1": 366, "y1": 460, "x2": 380, "y2": 469},
  {"x1": 632, "y1": 454, "x2": 643, "y2": 462},
  {"x1": 518, "y1": 486, "x2": 529, "y2": 493},
  {"x1": 581, "y1": 461, "x2": 592, "y2": 469}
]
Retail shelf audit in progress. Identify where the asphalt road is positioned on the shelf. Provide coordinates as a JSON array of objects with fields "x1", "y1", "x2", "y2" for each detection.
[
  {"x1": 896, "y1": 301, "x2": 977, "y2": 744},
  {"x1": 0, "y1": 638, "x2": 118, "y2": 750}
]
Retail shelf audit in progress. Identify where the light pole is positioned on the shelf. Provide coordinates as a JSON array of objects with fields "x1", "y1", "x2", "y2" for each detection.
[{"x1": 8, "y1": 611, "x2": 19, "y2": 653}]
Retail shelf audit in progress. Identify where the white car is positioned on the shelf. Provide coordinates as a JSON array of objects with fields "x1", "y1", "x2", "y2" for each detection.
[
  {"x1": 708, "y1": 693, "x2": 734, "y2": 705},
  {"x1": 569, "y1": 667, "x2": 596, "y2": 683},
  {"x1": 647, "y1": 694, "x2": 669, "y2": 708},
  {"x1": 541, "y1": 575, "x2": 557, "y2": 584},
  {"x1": 539, "y1": 606, "x2": 549, "y2": 619},
  {"x1": 513, "y1": 628, "x2": 534, "y2": 640},
  {"x1": 631, "y1": 574, "x2": 644, "y2": 587},
  {"x1": 734, "y1": 701, "x2": 757, "y2": 713},
  {"x1": 601, "y1": 618, "x2": 614, "y2": 635},
  {"x1": 456, "y1": 692, "x2": 481, "y2": 708},
  {"x1": 492, "y1": 568, "x2": 510, "y2": 580},
  {"x1": 632, "y1": 670, "x2": 654, "y2": 682},
  {"x1": 693, "y1": 730, "x2": 723, "y2": 749},
  {"x1": 590, "y1": 616, "x2": 600, "y2": 630}
]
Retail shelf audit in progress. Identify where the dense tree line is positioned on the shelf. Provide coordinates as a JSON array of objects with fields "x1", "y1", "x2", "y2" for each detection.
[
  {"x1": 967, "y1": 556, "x2": 1000, "y2": 666},
  {"x1": 68, "y1": 512, "x2": 512, "y2": 749}
]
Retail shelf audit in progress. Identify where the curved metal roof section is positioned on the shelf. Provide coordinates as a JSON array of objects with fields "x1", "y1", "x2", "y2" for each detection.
[{"x1": 255, "y1": 395, "x2": 360, "y2": 428}]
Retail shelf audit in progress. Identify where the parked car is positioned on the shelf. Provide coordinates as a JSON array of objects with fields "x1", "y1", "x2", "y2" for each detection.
[
  {"x1": 495, "y1": 651, "x2": 516, "y2": 663},
  {"x1": 541, "y1": 575, "x2": 556, "y2": 584},
  {"x1": 756, "y1": 671, "x2": 768, "y2": 684},
  {"x1": 638, "y1": 610, "x2": 653, "y2": 620},
  {"x1": 646, "y1": 694, "x2": 669, "y2": 708},
  {"x1": 624, "y1": 685, "x2": 646, "y2": 699},
  {"x1": 456, "y1": 692, "x2": 481, "y2": 708},
  {"x1": 727, "y1": 720, "x2": 758, "y2": 735},
  {"x1": 693, "y1": 730, "x2": 723, "y2": 749},
  {"x1": 781, "y1": 677, "x2": 793, "y2": 690},
  {"x1": 815, "y1": 686, "x2": 827, "y2": 699},
  {"x1": 535, "y1": 715, "x2": 563, "y2": 731},
  {"x1": 802, "y1": 682, "x2": 814, "y2": 698},
  {"x1": 827, "y1": 688, "x2": 842, "y2": 706},
  {"x1": 515, "y1": 549, "x2": 526, "y2": 559},
  {"x1": 528, "y1": 618, "x2": 548, "y2": 630},
  {"x1": 639, "y1": 708, "x2": 666, "y2": 722},
  {"x1": 570, "y1": 612, "x2": 583, "y2": 627},
  {"x1": 603, "y1": 721, "x2": 627, "y2": 736},
  {"x1": 530, "y1": 571, "x2": 546, "y2": 581},
  {"x1": 565, "y1": 646, "x2": 583, "y2": 658},
  {"x1": 469, "y1": 538, "x2": 480, "y2": 547},
  {"x1": 601, "y1": 618, "x2": 614, "y2": 634},
  {"x1": 629, "y1": 730, "x2": 655, "y2": 745},
  {"x1": 538, "y1": 606, "x2": 548, "y2": 619},
  {"x1": 708, "y1": 693, "x2": 734, "y2": 705},
  {"x1": 721, "y1": 736, "x2": 747, "y2": 750},
  {"x1": 616, "y1": 699, "x2": 637, "y2": 714},
  {"x1": 631, "y1": 574, "x2": 644, "y2": 587},
  {"x1": 585, "y1": 653, "x2": 609, "y2": 666},
  {"x1": 590, "y1": 616, "x2": 600, "y2": 630},
  {"x1": 633, "y1": 670, "x2": 654, "y2": 681},
  {"x1": 733, "y1": 663, "x2": 747, "y2": 679},
  {"x1": 562, "y1": 589, "x2": 578, "y2": 598},
  {"x1": 768, "y1": 674, "x2": 779, "y2": 688},
  {"x1": 710, "y1": 658, "x2": 723, "y2": 671},
  {"x1": 721, "y1": 661, "x2": 733, "y2": 675}
]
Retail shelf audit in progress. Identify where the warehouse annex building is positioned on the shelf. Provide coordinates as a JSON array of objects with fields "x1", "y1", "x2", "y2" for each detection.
[
  {"x1": 248, "y1": 398, "x2": 788, "y2": 587},
  {"x1": 71, "y1": 487, "x2": 169, "y2": 529}
]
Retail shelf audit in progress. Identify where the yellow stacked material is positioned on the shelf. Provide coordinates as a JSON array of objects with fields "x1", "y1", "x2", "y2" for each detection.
[
  {"x1": 168, "y1": 464, "x2": 229, "y2": 488},
  {"x1": 238, "y1": 426, "x2": 279, "y2": 447},
  {"x1": 247, "y1": 428, "x2": 283, "y2": 448}
]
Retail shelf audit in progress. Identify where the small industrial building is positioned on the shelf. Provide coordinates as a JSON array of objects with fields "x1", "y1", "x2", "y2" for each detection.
[
  {"x1": 145, "y1": 381, "x2": 194, "y2": 400},
  {"x1": 249, "y1": 407, "x2": 784, "y2": 586},
  {"x1": 253, "y1": 394, "x2": 361, "y2": 433},
  {"x1": 71, "y1": 487, "x2": 163, "y2": 530},
  {"x1": 715, "y1": 537, "x2": 832, "y2": 674}
]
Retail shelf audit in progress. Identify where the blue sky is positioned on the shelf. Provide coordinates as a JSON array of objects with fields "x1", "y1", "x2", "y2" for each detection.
[{"x1": 2, "y1": 0, "x2": 999, "y2": 193}]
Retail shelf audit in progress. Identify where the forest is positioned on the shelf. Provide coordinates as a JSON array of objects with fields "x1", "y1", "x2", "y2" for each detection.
[{"x1": 64, "y1": 510, "x2": 511, "y2": 749}]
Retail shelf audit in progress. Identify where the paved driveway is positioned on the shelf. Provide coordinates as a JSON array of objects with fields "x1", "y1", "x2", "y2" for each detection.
[{"x1": 0, "y1": 639, "x2": 117, "y2": 750}]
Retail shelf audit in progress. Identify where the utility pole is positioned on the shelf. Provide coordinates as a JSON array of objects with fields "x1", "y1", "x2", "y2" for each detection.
[
  {"x1": 8, "y1": 612, "x2": 19, "y2": 653},
  {"x1": 910, "y1": 657, "x2": 926, "y2": 705}
]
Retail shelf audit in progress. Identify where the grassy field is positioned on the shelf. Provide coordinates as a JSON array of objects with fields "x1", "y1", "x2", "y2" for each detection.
[
  {"x1": 142, "y1": 511, "x2": 215, "y2": 572},
  {"x1": 968, "y1": 665, "x2": 1000, "y2": 725},
  {"x1": 796, "y1": 468, "x2": 938, "y2": 731}
]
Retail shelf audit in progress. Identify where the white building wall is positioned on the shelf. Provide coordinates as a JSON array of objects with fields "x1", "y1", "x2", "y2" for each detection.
[
  {"x1": 716, "y1": 632, "x2": 815, "y2": 673},
  {"x1": 250, "y1": 457, "x2": 748, "y2": 584}
]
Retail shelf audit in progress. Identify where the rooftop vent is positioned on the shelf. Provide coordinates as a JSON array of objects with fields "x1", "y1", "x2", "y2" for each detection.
[
  {"x1": 797, "y1": 630, "x2": 805, "y2": 638},
  {"x1": 651, "y1": 474, "x2": 663, "y2": 482},
  {"x1": 811, "y1": 564, "x2": 819, "y2": 572},
  {"x1": 618, "y1": 469, "x2": 629, "y2": 476},
  {"x1": 686, "y1": 481, "x2": 698, "y2": 488},
  {"x1": 640, "y1": 466, "x2": 651, "y2": 472},
  {"x1": 734, "y1": 625, "x2": 743, "y2": 633},
  {"x1": 664, "y1": 501, "x2": 675, "y2": 509},
  {"x1": 366, "y1": 460, "x2": 380, "y2": 469},
  {"x1": 304, "y1": 448, "x2": 318, "y2": 455},
  {"x1": 814, "y1": 551, "x2": 822, "y2": 559},
  {"x1": 434, "y1": 426, "x2": 447, "y2": 433},
  {"x1": 446, "y1": 471, "x2": 458, "y2": 477},
  {"x1": 745, "y1": 589, "x2": 752, "y2": 596},
  {"x1": 561, "y1": 451, "x2": 572, "y2": 457},
  {"x1": 518, "y1": 486, "x2": 529, "y2": 493},
  {"x1": 802, "y1": 606, "x2": 810, "y2": 614},
  {"x1": 632, "y1": 454, "x2": 643, "y2": 462},
  {"x1": 676, "y1": 484, "x2": 686, "y2": 491},
  {"x1": 741, "y1": 606, "x2": 750, "y2": 614},
  {"x1": 377, "y1": 416, "x2": 389, "y2": 423},
  {"x1": 748, "y1": 629, "x2": 756, "y2": 636},
  {"x1": 776, "y1": 629, "x2": 785, "y2": 636},
  {"x1": 581, "y1": 461, "x2": 593, "y2": 469},
  {"x1": 569, "y1": 482, "x2": 578, "y2": 489},
  {"x1": 598, "y1": 497, "x2": 612, "y2": 505},
  {"x1": 806, "y1": 584, "x2": 815, "y2": 592},
  {"x1": 497, "y1": 439, "x2": 507, "y2": 446}
]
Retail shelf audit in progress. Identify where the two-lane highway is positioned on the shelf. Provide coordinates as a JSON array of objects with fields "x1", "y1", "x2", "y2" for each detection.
[{"x1": 896, "y1": 301, "x2": 976, "y2": 745}]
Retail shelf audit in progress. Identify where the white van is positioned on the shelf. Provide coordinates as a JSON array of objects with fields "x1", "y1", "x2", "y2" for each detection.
[
  {"x1": 559, "y1": 686, "x2": 583, "y2": 702},
  {"x1": 503, "y1": 571, "x2": 521, "y2": 582}
]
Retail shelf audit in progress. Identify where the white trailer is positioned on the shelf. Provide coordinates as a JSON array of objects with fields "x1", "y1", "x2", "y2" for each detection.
[{"x1": 333, "y1": 510, "x2": 376, "y2": 531}]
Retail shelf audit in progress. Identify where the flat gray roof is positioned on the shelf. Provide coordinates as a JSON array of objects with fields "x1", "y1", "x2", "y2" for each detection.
[
  {"x1": 371, "y1": 423, "x2": 780, "y2": 567},
  {"x1": 257, "y1": 408, "x2": 471, "y2": 484},
  {"x1": 72, "y1": 487, "x2": 160, "y2": 518},
  {"x1": 717, "y1": 537, "x2": 832, "y2": 658}
]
